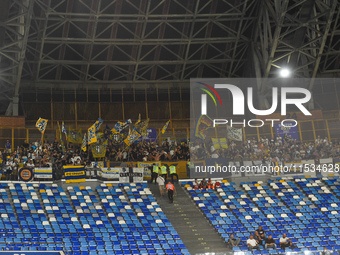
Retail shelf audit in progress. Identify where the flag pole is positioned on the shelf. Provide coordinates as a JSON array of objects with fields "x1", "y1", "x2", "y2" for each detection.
[{"x1": 41, "y1": 132, "x2": 44, "y2": 148}]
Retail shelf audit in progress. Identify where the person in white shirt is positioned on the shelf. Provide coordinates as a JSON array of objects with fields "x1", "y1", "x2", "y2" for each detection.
[
  {"x1": 247, "y1": 235, "x2": 260, "y2": 251},
  {"x1": 5, "y1": 160, "x2": 14, "y2": 180},
  {"x1": 279, "y1": 233, "x2": 293, "y2": 250},
  {"x1": 71, "y1": 154, "x2": 81, "y2": 165},
  {"x1": 156, "y1": 175, "x2": 165, "y2": 197},
  {"x1": 211, "y1": 150, "x2": 219, "y2": 158},
  {"x1": 26, "y1": 159, "x2": 35, "y2": 168}
]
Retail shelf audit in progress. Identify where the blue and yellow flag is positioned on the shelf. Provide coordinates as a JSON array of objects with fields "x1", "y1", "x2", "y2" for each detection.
[
  {"x1": 81, "y1": 133, "x2": 87, "y2": 152},
  {"x1": 124, "y1": 127, "x2": 141, "y2": 146},
  {"x1": 62, "y1": 122, "x2": 67, "y2": 136},
  {"x1": 161, "y1": 120, "x2": 170, "y2": 134},
  {"x1": 140, "y1": 119, "x2": 150, "y2": 136},
  {"x1": 88, "y1": 118, "x2": 104, "y2": 145},
  {"x1": 195, "y1": 115, "x2": 213, "y2": 140},
  {"x1": 91, "y1": 140, "x2": 108, "y2": 158},
  {"x1": 88, "y1": 124, "x2": 97, "y2": 144},
  {"x1": 36, "y1": 118, "x2": 48, "y2": 134},
  {"x1": 64, "y1": 165, "x2": 86, "y2": 183},
  {"x1": 104, "y1": 125, "x2": 126, "y2": 144},
  {"x1": 114, "y1": 119, "x2": 132, "y2": 133},
  {"x1": 94, "y1": 118, "x2": 104, "y2": 132},
  {"x1": 68, "y1": 128, "x2": 82, "y2": 144}
]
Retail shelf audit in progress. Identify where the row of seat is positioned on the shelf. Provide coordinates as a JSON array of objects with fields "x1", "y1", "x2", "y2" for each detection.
[
  {"x1": 182, "y1": 176, "x2": 340, "y2": 254},
  {"x1": 0, "y1": 182, "x2": 188, "y2": 255}
]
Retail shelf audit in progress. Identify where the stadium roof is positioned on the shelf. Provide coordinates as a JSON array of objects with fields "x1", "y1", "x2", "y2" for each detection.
[{"x1": 0, "y1": 0, "x2": 339, "y2": 114}]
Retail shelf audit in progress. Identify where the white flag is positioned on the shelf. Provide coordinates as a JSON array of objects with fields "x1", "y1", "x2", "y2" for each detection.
[{"x1": 227, "y1": 125, "x2": 243, "y2": 141}]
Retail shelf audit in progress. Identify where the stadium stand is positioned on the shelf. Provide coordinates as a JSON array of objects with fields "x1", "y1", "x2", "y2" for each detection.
[
  {"x1": 0, "y1": 182, "x2": 188, "y2": 255},
  {"x1": 181, "y1": 178, "x2": 340, "y2": 254}
]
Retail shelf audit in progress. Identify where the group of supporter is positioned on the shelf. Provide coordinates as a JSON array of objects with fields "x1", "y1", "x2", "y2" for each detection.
[
  {"x1": 0, "y1": 133, "x2": 338, "y2": 180},
  {"x1": 107, "y1": 140, "x2": 189, "y2": 162},
  {"x1": 0, "y1": 138, "x2": 190, "y2": 180},
  {"x1": 0, "y1": 139, "x2": 85, "y2": 180},
  {"x1": 228, "y1": 226, "x2": 295, "y2": 251},
  {"x1": 191, "y1": 178, "x2": 221, "y2": 190},
  {"x1": 190, "y1": 134, "x2": 340, "y2": 162}
]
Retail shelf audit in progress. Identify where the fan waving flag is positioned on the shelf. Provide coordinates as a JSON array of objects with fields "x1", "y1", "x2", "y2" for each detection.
[
  {"x1": 114, "y1": 119, "x2": 132, "y2": 133},
  {"x1": 36, "y1": 118, "x2": 48, "y2": 134},
  {"x1": 68, "y1": 128, "x2": 82, "y2": 144},
  {"x1": 124, "y1": 127, "x2": 141, "y2": 146},
  {"x1": 62, "y1": 121, "x2": 67, "y2": 135},
  {"x1": 161, "y1": 120, "x2": 170, "y2": 134},
  {"x1": 91, "y1": 140, "x2": 108, "y2": 158},
  {"x1": 140, "y1": 119, "x2": 150, "y2": 136},
  {"x1": 94, "y1": 118, "x2": 104, "y2": 132},
  {"x1": 195, "y1": 115, "x2": 213, "y2": 140},
  {"x1": 227, "y1": 125, "x2": 243, "y2": 141},
  {"x1": 88, "y1": 118, "x2": 104, "y2": 145},
  {"x1": 88, "y1": 124, "x2": 97, "y2": 145}
]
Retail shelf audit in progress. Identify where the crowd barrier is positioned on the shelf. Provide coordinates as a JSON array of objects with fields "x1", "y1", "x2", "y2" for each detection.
[{"x1": 4, "y1": 158, "x2": 340, "y2": 182}]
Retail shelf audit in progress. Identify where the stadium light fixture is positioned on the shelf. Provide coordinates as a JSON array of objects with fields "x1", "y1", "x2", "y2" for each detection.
[{"x1": 279, "y1": 68, "x2": 291, "y2": 78}]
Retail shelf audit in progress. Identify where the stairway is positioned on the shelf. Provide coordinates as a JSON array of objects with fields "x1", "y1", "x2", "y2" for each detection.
[{"x1": 149, "y1": 183, "x2": 229, "y2": 255}]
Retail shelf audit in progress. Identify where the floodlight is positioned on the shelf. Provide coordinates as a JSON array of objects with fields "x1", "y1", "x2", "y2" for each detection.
[{"x1": 280, "y1": 68, "x2": 291, "y2": 78}]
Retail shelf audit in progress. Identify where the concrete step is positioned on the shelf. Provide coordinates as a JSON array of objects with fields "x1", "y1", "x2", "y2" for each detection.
[{"x1": 148, "y1": 183, "x2": 229, "y2": 255}]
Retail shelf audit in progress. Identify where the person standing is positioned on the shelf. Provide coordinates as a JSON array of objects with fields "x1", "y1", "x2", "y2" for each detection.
[
  {"x1": 166, "y1": 181, "x2": 176, "y2": 203},
  {"x1": 150, "y1": 163, "x2": 159, "y2": 184},
  {"x1": 160, "y1": 164, "x2": 168, "y2": 180},
  {"x1": 186, "y1": 159, "x2": 193, "y2": 178},
  {"x1": 255, "y1": 225, "x2": 266, "y2": 245},
  {"x1": 156, "y1": 175, "x2": 165, "y2": 197},
  {"x1": 5, "y1": 140, "x2": 11, "y2": 154},
  {"x1": 169, "y1": 164, "x2": 179, "y2": 183}
]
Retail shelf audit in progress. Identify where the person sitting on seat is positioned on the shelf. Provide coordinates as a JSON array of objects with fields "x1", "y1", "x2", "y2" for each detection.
[
  {"x1": 265, "y1": 235, "x2": 276, "y2": 250},
  {"x1": 227, "y1": 233, "x2": 240, "y2": 249},
  {"x1": 207, "y1": 178, "x2": 214, "y2": 190},
  {"x1": 200, "y1": 178, "x2": 207, "y2": 189},
  {"x1": 280, "y1": 233, "x2": 293, "y2": 250},
  {"x1": 247, "y1": 235, "x2": 260, "y2": 251},
  {"x1": 193, "y1": 179, "x2": 200, "y2": 189}
]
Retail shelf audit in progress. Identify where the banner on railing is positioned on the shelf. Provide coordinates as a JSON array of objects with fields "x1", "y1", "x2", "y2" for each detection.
[
  {"x1": 64, "y1": 165, "x2": 85, "y2": 183},
  {"x1": 18, "y1": 167, "x2": 34, "y2": 182},
  {"x1": 136, "y1": 161, "x2": 161, "y2": 178},
  {"x1": 34, "y1": 167, "x2": 52, "y2": 179},
  {"x1": 99, "y1": 167, "x2": 120, "y2": 179},
  {"x1": 119, "y1": 167, "x2": 143, "y2": 183}
]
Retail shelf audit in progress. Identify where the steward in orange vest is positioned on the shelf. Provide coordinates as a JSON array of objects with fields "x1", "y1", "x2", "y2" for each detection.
[{"x1": 166, "y1": 181, "x2": 176, "y2": 203}]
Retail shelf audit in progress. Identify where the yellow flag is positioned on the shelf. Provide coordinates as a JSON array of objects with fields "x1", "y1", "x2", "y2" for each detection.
[
  {"x1": 88, "y1": 125, "x2": 97, "y2": 145},
  {"x1": 35, "y1": 118, "x2": 48, "y2": 134},
  {"x1": 161, "y1": 120, "x2": 170, "y2": 134}
]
